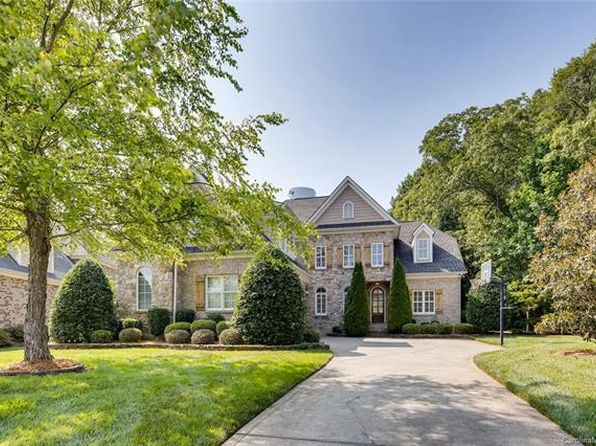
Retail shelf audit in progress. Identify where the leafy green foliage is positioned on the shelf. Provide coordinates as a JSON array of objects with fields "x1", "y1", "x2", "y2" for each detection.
[
  {"x1": 465, "y1": 283, "x2": 501, "y2": 333},
  {"x1": 387, "y1": 260, "x2": 412, "y2": 333},
  {"x1": 534, "y1": 312, "x2": 580, "y2": 335},
  {"x1": 49, "y1": 260, "x2": 117, "y2": 343},
  {"x1": 507, "y1": 280, "x2": 551, "y2": 332},
  {"x1": 164, "y1": 322, "x2": 191, "y2": 335},
  {"x1": 165, "y1": 330, "x2": 190, "y2": 345},
  {"x1": 343, "y1": 262, "x2": 369, "y2": 337},
  {"x1": 3, "y1": 326, "x2": 23, "y2": 343},
  {"x1": 175, "y1": 309, "x2": 196, "y2": 324},
  {"x1": 303, "y1": 328, "x2": 320, "y2": 343},
  {"x1": 120, "y1": 318, "x2": 142, "y2": 330},
  {"x1": 401, "y1": 323, "x2": 420, "y2": 335},
  {"x1": 147, "y1": 308, "x2": 171, "y2": 337},
  {"x1": 207, "y1": 313, "x2": 226, "y2": 323},
  {"x1": 91, "y1": 330, "x2": 114, "y2": 344},
  {"x1": 191, "y1": 319, "x2": 216, "y2": 333},
  {"x1": 420, "y1": 324, "x2": 436, "y2": 334},
  {"x1": 191, "y1": 329, "x2": 216, "y2": 345},
  {"x1": 0, "y1": 330, "x2": 12, "y2": 347},
  {"x1": 216, "y1": 321, "x2": 230, "y2": 337},
  {"x1": 233, "y1": 246, "x2": 307, "y2": 345},
  {"x1": 219, "y1": 328, "x2": 243, "y2": 345},
  {"x1": 454, "y1": 323, "x2": 475, "y2": 334},
  {"x1": 435, "y1": 323, "x2": 454, "y2": 334},
  {"x1": 119, "y1": 328, "x2": 142, "y2": 343}
]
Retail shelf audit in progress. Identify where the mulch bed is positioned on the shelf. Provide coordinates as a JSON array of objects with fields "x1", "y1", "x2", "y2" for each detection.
[
  {"x1": 555, "y1": 349, "x2": 596, "y2": 358},
  {"x1": 0, "y1": 358, "x2": 85, "y2": 376},
  {"x1": 49, "y1": 342, "x2": 329, "y2": 351}
]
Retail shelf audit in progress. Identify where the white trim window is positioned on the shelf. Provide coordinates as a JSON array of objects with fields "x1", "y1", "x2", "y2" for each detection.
[
  {"x1": 412, "y1": 290, "x2": 435, "y2": 315},
  {"x1": 206, "y1": 275, "x2": 239, "y2": 311},
  {"x1": 315, "y1": 245, "x2": 327, "y2": 269},
  {"x1": 137, "y1": 267, "x2": 153, "y2": 310},
  {"x1": 371, "y1": 242, "x2": 384, "y2": 267},
  {"x1": 343, "y1": 244, "x2": 355, "y2": 268},
  {"x1": 415, "y1": 237, "x2": 431, "y2": 263},
  {"x1": 342, "y1": 201, "x2": 354, "y2": 219},
  {"x1": 315, "y1": 287, "x2": 327, "y2": 316}
]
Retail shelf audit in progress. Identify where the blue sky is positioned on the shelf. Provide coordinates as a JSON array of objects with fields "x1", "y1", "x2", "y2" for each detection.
[{"x1": 211, "y1": 1, "x2": 596, "y2": 208}]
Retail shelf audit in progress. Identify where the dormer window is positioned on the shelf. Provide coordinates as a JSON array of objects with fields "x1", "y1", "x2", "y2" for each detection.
[
  {"x1": 413, "y1": 224, "x2": 434, "y2": 264},
  {"x1": 343, "y1": 201, "x2": 354, "y2": 219},
  {"x1": 415, "y1": 237, "x2": 431, "y2": 262}
]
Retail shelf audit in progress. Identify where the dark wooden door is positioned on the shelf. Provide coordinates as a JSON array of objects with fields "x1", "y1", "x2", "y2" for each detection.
[{"x1": 371, "y1": 288, "x2": 385, "y2": 323}]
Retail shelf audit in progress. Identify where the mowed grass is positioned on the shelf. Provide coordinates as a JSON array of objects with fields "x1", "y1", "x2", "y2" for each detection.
[
  {"x1": 474, "y1": 335, "x2": 596, "y2": 440},
  {"x1": 0, "y1": 347, "x2": 331, "y2": 446}
]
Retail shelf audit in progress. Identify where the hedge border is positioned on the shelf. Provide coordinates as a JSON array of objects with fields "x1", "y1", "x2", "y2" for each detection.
[{"x1": 49, "y1": 342, "x2": 329, "y2": 351}]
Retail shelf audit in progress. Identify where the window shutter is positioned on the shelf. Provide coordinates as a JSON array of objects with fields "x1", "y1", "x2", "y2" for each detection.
[
  {"x1": 364, "y1": 245, "x2": 371, "y2": 267},
  {"x1": 355, "y1": 245, "x2": 361, "y2": 263},
  {"x1": 435, "y1": 289, "x2": 443, "y2": 314},
  {"x1": 384, "y1": 244, "x2": 390, "y2": 266},
  {"x1": 196, "y1": 275, "x2": 206, "y2": 311}
]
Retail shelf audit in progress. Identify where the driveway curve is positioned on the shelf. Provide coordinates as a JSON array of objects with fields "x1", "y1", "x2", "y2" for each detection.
[{"x1": 226, "y1": 337, "x2": 573, "y2": 446}]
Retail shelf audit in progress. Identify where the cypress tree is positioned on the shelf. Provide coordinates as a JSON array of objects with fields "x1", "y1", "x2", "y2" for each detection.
[
  {"x1": 387, "y1": 259, "x2": 413, "y2": 333},
  {"x1": 344, "y1": 261, "x2": 369, "y2": 336}
]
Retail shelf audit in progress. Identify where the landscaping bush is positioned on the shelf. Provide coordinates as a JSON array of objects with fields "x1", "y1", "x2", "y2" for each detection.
[
  {"x1": 191, "y1": 329, "x2": 216, "y2": 345},
  {"x1": 216, "y1": 321, "x2": 230, "y2": 337},
  {"x1": 191, "y1": 319, "x2": 216, "y2": 333},
  {"x1": 233, "y1": 246, "x2": 307, "y2": 345},
  {"x1": 535, "y1": 312, "x2": 579, "y2": 335},
  {"x1": 219, "y1": 328, "x2": 243, "y2": 345},
  {"x1": 5, "y1": 325, "x2": 23, "y2": 343},
  {"x1": 387, "y1": 260, "x2": 412, "y2": 333},
  {"x1": 165, "y1": 329, "x2": 191, "y2": 344},
  {"x1": 303, "y1": 328, "x2": 320, "y2": 343},
  {"x1": 164, "y1": 322, "x2": 191, "y2": 335},
  {"x1": 120, "y1": 317, "x2": 142, "y2": 330},
  {"x1": 454, "y1": 323, "x2": 475, "y2": 334},
  {"x1": 402, "y1": 323, "x2": 420, "y2": 335},
  {"x1": 91, "y1": 330, "x2": 114, "y2": 343},
  {"x1": 344, "y1": 261, "x2": 369, "y2": 337},
  {"x1": 420, "y1": 323, "x2": 436, "y2": 334},
  {"x1": 119, "y1": 328, "x2": 143, "y2": 343},
  {"x1": 0, "y1": 329, "x2": 13, "y2": 347},
  {"x1": 207, "y1": 313, "x2": 225, "y2": 323},
  {"x1": 147, "y1": 307, "x2": 171, "y2": 337},
  {"x1": 50, "y1": 259, "x2": 118, "y2": 343},
  {"x1": 465, "y1": 283, "x2": 501, "y2": 333},
  {"x1": 436, "y1": 323, "x2": 454, "y2": 334},
  {"x1": 175, "y1": 308, "x2": 196, "y2": 324}
]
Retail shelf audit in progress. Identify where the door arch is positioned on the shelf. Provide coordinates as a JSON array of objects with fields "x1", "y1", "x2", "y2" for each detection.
[{"x1": 371, "y1": 287, "x2": 385, "y2": 323}]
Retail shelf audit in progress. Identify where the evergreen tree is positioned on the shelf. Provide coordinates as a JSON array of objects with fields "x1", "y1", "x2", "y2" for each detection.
[
  {"x1": 387, "y1": 260, "x2": 412, "y2": 333},
  {"x1": 344, "y1": 262, "x2": 369, "y2": 336}
]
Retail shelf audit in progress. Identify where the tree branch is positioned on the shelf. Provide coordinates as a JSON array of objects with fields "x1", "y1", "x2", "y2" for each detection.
[{"x1": 45, "y1": 0, "x2": 75, "y2": 53}]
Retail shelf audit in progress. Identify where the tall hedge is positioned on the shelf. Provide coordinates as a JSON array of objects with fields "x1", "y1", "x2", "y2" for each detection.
[
  {"x1": 50, "y1": 259, "x2": 117, "y2": 342},
  {"x1": 465, "y1": 282, "x2": 502, "y2": 333},
  {"x1": 344, "y1": 261, "x2": 369, "y2": 336},
  {"x1": 387, "y1": 259, "x2": 412, "y2": 333},
  {"x1": 233, "y1": 246, "x2": 307, "y2": 345}
]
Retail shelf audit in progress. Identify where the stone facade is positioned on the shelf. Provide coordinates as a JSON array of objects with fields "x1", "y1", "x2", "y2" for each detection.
[
  {"x1": 0, "y1": 275, "x2": 59, "y2": 328},
  {"x1": 406, "y1": 275, "x2": 462, "y2": 324}
]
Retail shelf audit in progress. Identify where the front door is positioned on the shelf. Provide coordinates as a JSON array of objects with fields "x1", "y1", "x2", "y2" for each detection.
[{"x1": 371, "y1": 287, "x2": 385, "y2": 323}]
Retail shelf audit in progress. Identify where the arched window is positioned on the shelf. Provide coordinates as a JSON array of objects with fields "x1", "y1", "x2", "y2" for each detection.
[
  {"x1": 315, "y1": 287, "x2": 327, "y2": 316},
  {"x1": 137, "y1": 267, "x2": 153, "y2": 310},
  {"x1": 343, "y1": 201, "x2": 354, "y2": 219}
]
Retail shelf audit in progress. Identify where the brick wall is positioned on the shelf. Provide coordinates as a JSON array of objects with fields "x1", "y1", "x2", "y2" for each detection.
[{"x1": 0, "y1": 275, "x2": 59, "y2": 328}]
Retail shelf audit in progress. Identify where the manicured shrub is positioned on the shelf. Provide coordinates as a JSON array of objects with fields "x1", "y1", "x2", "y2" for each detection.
[
  {"x1": 219, "y1": 328, "x2": 243, "y2": 345},
  {"x1": 233, "y1": 246, "x2": 307, "y2": 345},
  {"x1": 207, "y1": 313, "x2": 225, "y2": 323},
  {"x1": 165, "y1": 329, "x2": 191, "y2": 344},
  {"x1": 5, "y1": 325, "x2": 24, "y2": 343},
  {"x1": 175, "y1": 308, "x2": 196, "y2": 324},
  {"x1": 302, "y1": 328, "x2": 320, "y2": 343},
  {"x1": 387, "y1": 260, "x2": 412, "y2": 333},
  {"x1": 436, "y1": 323, "x2": 454, "y2": 334},
  {"x1": 147, "y1": 307, "x2": 171, "y2": 337},
  {"x1": 164, "y1": 322, "x2": 191, "y2": 335},
  {"x1": 344, "y1": 262, "x2": 369, "y2": 337},
  {"x1": 454, "y1": 323, "x2": 475, "y2": 334},
  {"x1": 91, "y1": 330, "x2": 114, "y2": 343},
  {"x1": 120, "y1": 317, "x2": 142, "y2": 330},
  {"x1": 119, "y1": 328, "x2": 143, "y2": 343},
  {"x1": 191, "y1": 319, "x2": 216, "y2": 333},
  {"x1": 402, "y1": 323, "x2": 420, "y2": 335},
  {"x1": 421, "y1": 323, "x2": 436, "y2": 334},
  {"x1": 465, "y1": 283, "x2": 501, "y2": 333},
  {"x1": 191, "y1": 329, "x2": 216, "y2": 345},
  {"x1": 50, "y1": 259, "x2": 118, "y2": 343},
  {"x1": 535, "y1": 312, "x2": 579, "y2": 335},
  {"x1": 216, "y1": 321, "x2": 230, "y2": 337},
  {"x1": 0, "y1": 329, "x2": 13, "y2": 347}
]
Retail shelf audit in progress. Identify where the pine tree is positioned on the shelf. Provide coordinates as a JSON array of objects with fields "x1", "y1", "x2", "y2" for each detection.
[
  {"x1": 387, "y1": 259, "x2": 413, "y2": 333},
  {"x1": 344, "y1": 262, "x2": 369, "y2": 336}
]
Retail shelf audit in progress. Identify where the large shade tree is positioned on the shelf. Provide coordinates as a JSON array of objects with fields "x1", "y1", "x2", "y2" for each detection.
[{"x1": 0, "y1": 0, "x2": 306, "y2": 361}]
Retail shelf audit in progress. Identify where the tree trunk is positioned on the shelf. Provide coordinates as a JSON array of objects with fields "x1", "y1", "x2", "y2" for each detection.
[
  {"x1": 23, "y1": 208, "x2": 53, "y2": 361},
  {"x1": 525, "y1": 310, "x2": 530, "y2": 334}
]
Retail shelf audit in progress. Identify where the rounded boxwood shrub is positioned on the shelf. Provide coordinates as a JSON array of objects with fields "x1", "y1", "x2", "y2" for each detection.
[
  {"x1": 344, "y1": 261, "x2": 369, "y2": 337},
  {"x1": 387, "y1": 260, "x2": 412, "y2": 334},
  {"x1": 120, "y1": 317, "x2": 142, "y2": 330},
  {"x1": 219, "y1": 328, "x2": 243, "y2": 345},
  {"x1": 147, "y1": 307, "x2": 171, "y2": 337},
  {"x1": 119, "y1": 328, "x2": 143, "y2": 343},
  {"x1": 164, "y1": 322, "x2": 191, "y2": 335},
  {"x1": 216, "y1": 321, "x2": 230, "y2": 337},
  {"x1": 50, "y1": 259, "x2": 118, "y2": 343},
  {"x1": 402, "y1": 323, "x2": 420, "y2": 335},
  {"x1": 91, "y1": 330, "x2": 114, "y2": 343},
  {"x1": 6, "y1": 325, "x2": 23, "y2": 343},
  {"x1": 465, "y1": 283, "x2": 501, "y2": 333},
  {"x1": 454, "y1": 323, "x2": 475, "y2": 334},
  {"x1": 303, "y1": 328, "x2": 320, "y2": 343},
  {"x1": 207, "y1": 313, "x2": 225, "y2": 323},
  {"x1": 233, "y1": 246, "x2": 307, "y2": 345},
  {"x1": 420, "y1": 323, "x2": 436, "y2": 334},
  {"x1": 0, "y1": 329, "x2": 13, "y2": 347},
  {"x1": 191, "y1": 329, "x2": 216, "y2": 345},
  {"x1": 436, "y1": 323, "x2": 453, "y2": 334},
  {"x1": 175, "y1": 308, "x2": 196, "y2": 324},
  {"x1": 191, "y1": 319, "x2": 216, "y2": 333},
  {"x1": 165, "y1": 329, "x2": 190, "y2": 344}
]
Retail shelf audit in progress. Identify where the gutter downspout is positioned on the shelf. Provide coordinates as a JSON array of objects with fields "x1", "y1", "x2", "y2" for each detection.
[{"x1": 172, "y1": 261, "x2": 178, "y2": 322}]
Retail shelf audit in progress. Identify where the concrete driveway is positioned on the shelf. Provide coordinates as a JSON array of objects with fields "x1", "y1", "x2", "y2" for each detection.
[{"x1": 226, "y1": 337, "x2": 573, "y2": 446}]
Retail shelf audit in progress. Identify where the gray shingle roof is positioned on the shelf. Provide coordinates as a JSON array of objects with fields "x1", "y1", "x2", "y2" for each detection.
[
  {"x1": 395, "y1": 221, "x2": 466, "y2": 274},
  {"x1": 283, "y1": 196, "x2": 328, "y2": 222},
  {"x1": 0, "y1": 250, "x2": 74, "y2": 281}
]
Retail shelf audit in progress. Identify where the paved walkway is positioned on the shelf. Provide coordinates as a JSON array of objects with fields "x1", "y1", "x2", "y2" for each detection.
[{"x1": 226, "y1": 337, "x2": 574, "y2": 446}]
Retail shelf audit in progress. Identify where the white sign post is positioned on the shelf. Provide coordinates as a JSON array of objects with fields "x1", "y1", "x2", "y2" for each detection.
[{"x1": 480, "y1": 260, "x2": 492, "y2": 285}]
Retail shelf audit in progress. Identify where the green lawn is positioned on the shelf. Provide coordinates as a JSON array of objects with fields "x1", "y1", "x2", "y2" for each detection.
[
  {"x1": 474, "y1": 335, "x2": 596, "y2": 440},
  {"x1": 0, "y1": 347, "x2": 331, "y2": 446}
]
